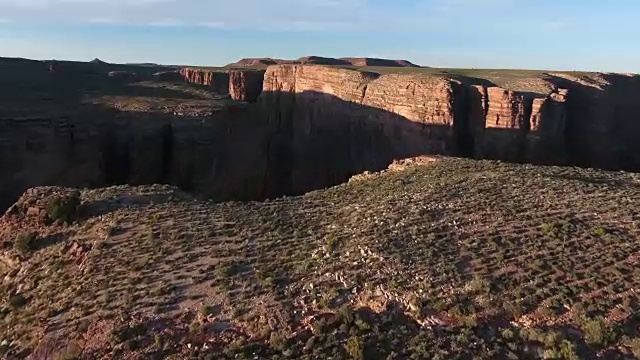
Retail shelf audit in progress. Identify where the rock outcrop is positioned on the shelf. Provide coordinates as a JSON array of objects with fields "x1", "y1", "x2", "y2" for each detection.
[
  {"x1": 229, "y1": 70, "x2": 266, "y2": 102},
  {"x1": 180, "y1": 68, "x2": 230, "y2": 94},
  {"x1": 107, "y1": 71, "x2": 137, "y2": 79},
  {"x1": 226, "y1": 58, "x2": 285, "y2": 68}
]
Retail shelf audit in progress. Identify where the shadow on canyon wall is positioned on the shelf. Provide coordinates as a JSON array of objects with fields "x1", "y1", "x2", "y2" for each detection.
[
  {"x1": 542, "y1": 73, "x2": 640, "y2": 171},
  {"x1": 0, "y1": 64, "x2": 524, "y2": 211},
  {"x1": 3, "y1": 62, "x2": 640, "y2": 212},
  {"x1": 0, "y1": 88, "x2": 466, "y2": 210}
]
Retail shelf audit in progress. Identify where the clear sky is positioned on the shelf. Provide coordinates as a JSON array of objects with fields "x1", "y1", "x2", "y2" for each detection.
[{"x1": 0, "y1": 0, "x2": 639, "y2": 72}]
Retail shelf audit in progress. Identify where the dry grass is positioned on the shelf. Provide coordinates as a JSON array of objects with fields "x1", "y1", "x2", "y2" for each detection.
[{"x1": 2, "y1": 158, "x2": 640, "y2": 359}]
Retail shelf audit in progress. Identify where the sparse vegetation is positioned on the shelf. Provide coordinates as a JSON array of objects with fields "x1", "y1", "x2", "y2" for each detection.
[
  {"x1": 45, "y1": 190, "x2": 80, "y2": 224},
  {"x1": 3, "y1": 159, "x2": 640, "y2": 359},
  {"x1": 13, "y1": 231, "x2": 38, "y2": 254}
]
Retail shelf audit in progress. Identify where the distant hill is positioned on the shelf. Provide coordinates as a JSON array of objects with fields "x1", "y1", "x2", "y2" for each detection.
[
  {"x1": 89, "y1": 58, "x2": 109, "y2": 65},
  {"x1": 339, "y1": 57, "x2": 421, "y2": 68},
  {"x1": 226, "y1": 56, "x2": 422, "y2": 68}
]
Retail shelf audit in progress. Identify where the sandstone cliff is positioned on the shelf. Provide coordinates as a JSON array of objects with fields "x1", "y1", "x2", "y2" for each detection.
[
  {"x1": 180, "y1": 68, "x2": 230, "y2": 94},
  {"x1": 229, "y1": 70, "x2": 266, "y2": 102},
  {"x1": 259, "y1": 65, "x2": 640, "y2": 193},
  {"x1": 260, "y1": 65, "x2": 463, "y2": 194},
  {"x1": 2, "y1": 60, "x2": 640, "y2": 212}
]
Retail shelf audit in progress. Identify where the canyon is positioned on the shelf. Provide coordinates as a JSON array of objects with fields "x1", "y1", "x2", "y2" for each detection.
[{"x1": 1, "y1": 57, "x2": 640, "y2": 211}]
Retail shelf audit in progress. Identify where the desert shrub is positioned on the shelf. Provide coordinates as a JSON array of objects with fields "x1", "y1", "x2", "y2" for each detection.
[
  {"x1": 9, "y1": 294, "x2": 28, "y2": 309},
  {"x1": 14, "y1": 232, "x2": 38, "y2": 254},
  {"x1": 592, "y1": 227, "x2": 608, "y2": 237},
  {"x1": 45, "y1": 190, "x2": 80, "y2": 224},
  {"x1": 56, "y1": 352, "x2": 79, "y2": 360},
  {"x1": 583, "y1": 317, "x2": 608, "y2": 347},
  {"x1": 630, "y1": 338, "x2": 640, "y2": 357},
  {"x1": 344, "y1": 336, "x2": 364, "y2": 360},
  {"x1": 338, "y1": 305, "x2": 354, "y2": 325},
  {"x1": 153, "y1": 334, "x2": 163, "y2": 349},
  {"x1": 269, "y1": 331, "x2": 287, "y2": 351},
  {"x1": 326, "y1": 235, "x2": 341, "y2": 253}
]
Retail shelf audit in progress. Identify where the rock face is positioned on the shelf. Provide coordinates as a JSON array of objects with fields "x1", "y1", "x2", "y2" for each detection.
[
  {"x1": 180, "y1": 68, "x2": 230, "y2": 94},
  {"x1": 0, "y1": 105, "x2": 271, "y2": 211},
  {"x1": 2, "y1": 60, "x2": 640, "y2": 212},
  {"x1": 229, "y1": 70, "x2": 266, "y2": 102},
  {"x1": 474, "y1": 87, "x2": 532, "y2": 162},
  {"x1": 259, "y1": 65, "x2": 640, "y2": 193},
  {"x1": 525, "y1": 89, "x2": 569, "y2": 164},
  {"x1": 261, "y1": 65, "x2": 464, "y2": 194}
]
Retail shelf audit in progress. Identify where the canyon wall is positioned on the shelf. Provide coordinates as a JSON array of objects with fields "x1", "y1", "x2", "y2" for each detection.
[
  {"x1": 229, "y1": 70, "x2": 266, "y2": 102},
  {"x1": 179, "y1": 68, "x2": 230, "y2": 94},
  {"x1": 181, "y1": 68, "x2": 266, "y2": 102},
  {"x1": 259, "y1": 65, "x2": 640, "y2": 194},
  {"x1": 2, "y1": 61, "x2": 640, "y2": 211},
  {"x1": 0, "y1": 105, "x2": 273, "y2": 211},
  {"x1": 259, "y1": 65, "x2": 570, "y2": 194}
]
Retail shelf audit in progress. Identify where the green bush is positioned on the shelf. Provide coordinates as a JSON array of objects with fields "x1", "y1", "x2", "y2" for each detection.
[
  {"x1": 45, "y1": 190, "x2": 80, "y2": 224},
  {"x1": 592, "y1": 227, "x2": 608, "y2": 237},
  {"x1": 344, "y1": 336, "x2": 364, "y2": 360},
  {"x1": 583, "y1": 317, "x2": 608, "y2": 347}
]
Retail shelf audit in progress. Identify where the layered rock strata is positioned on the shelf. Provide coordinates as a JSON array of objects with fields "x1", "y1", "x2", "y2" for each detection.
[
  {"x1": 2, "y1": 62, "x2": 640, "y2": 212},
  {"x1": 180, "y1": 68, "x2": 230, "y2": 94},
  {"x1": 229, "y1": 70, "x2": 266, "y2": 102}
]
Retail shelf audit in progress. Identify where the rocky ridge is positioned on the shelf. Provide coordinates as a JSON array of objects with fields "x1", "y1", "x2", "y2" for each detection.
[{"x1": 225, "y1": 56, "x2": 420, "y2": 68}]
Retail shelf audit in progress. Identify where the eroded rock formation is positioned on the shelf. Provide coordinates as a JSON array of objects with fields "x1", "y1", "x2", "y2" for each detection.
[
  {"x1": 229, "y1": 70, "x2": 266, "y2": 102},
  {"x1": 180, "y1": 68, "x2": 230, "y2": 94}
]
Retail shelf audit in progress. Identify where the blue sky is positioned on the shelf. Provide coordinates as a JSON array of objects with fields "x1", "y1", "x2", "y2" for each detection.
[{"x1": 0, "y1": 0, "x2": 639, "y2": 71}]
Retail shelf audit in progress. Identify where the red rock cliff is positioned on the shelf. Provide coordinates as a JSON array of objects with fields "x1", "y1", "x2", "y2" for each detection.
[
  {"x1": 180, "y1": 68, "x2": 230, "y2": 94},
  {"x1": 229, "y1": 70, "x2": 266, "y2": 102},
  {"x1": 260, "y1": 65, "x2": 640, "y2": 189},
  {"x1": 260, "y1": 65, "x2": 466, "y2": 194}
]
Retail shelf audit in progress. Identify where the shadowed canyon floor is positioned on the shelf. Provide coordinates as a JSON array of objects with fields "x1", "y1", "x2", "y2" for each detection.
[{"x1": 2, "y1": 159, "x2": 640, "y2": 359}]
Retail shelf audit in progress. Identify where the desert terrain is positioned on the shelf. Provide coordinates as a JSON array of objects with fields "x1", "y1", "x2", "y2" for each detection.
[{"x1": 1, "y1": 56, "x2": 640, "y2": 359}]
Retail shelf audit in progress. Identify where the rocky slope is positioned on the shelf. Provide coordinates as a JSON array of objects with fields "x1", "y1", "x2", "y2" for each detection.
[{"x1": 3, "y1": 159, "x2": 640, "y2": 359}]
